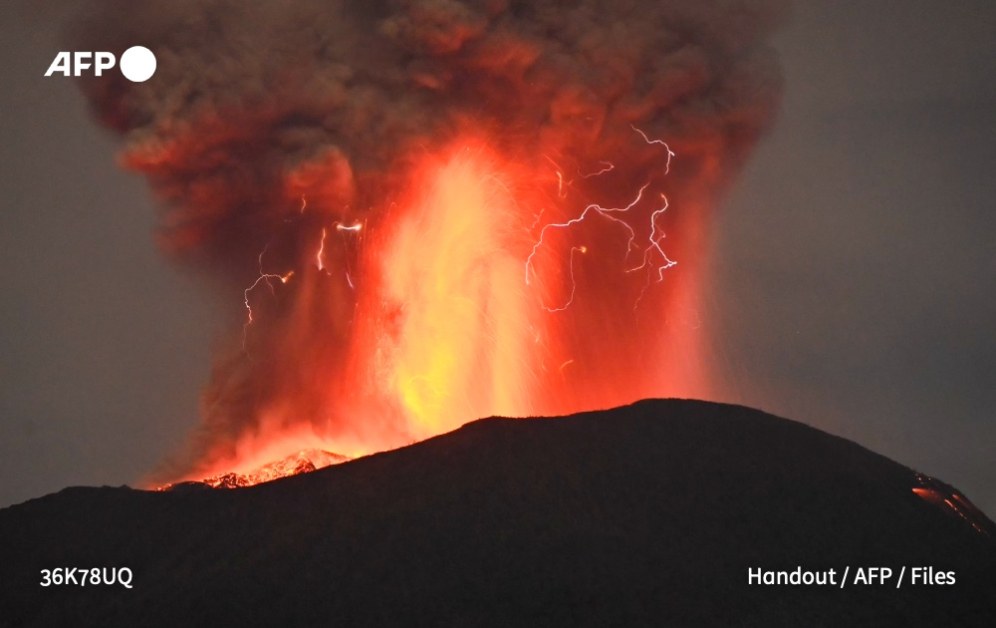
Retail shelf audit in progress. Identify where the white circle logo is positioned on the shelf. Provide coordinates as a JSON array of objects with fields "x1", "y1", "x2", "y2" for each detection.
[{"x1": 119, "y1": 46, "x2": 156, "y2": 82}]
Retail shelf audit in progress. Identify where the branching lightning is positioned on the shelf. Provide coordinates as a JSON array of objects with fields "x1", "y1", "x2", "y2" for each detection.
[
  {"x1": 626, "y1": 193, "x2": 677, "y2": 281},
  {"x1": 525, "y1": 184, "x2": 646, "y2": 287},
  {"x1": 242, "y1": 246, "x2": 294, "y2": 349},
  {"x1": 526, "y1": 125, "x2": 678, "y2": 311}
]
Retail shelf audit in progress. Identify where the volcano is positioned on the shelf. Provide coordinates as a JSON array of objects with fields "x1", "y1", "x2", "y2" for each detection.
[{"x1": 1, "y1": 399, "x2": 994, "y2": 626}]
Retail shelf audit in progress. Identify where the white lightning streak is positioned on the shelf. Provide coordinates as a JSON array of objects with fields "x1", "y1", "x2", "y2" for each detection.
[
  {"x1": 543, "y1": 245, "x2": 588, "y2": 312},
  {"x1": 526, "y1": 124, "x2": 679, "y2": 312},
  {"x1": 630, "y1": 124, "x2": 676, "y2": 174},
  {"x1": 626, "y1": 194, "x2": 677, "y2": 281},
  {"x1": 316, "y1": 227, "x2": 328, "y2": 271},
  {"x1": 525, "y1": 183, "x2": 650, "y2": 287},
  {"x1": 581, "y1": 161, "x2": 615, "y2": 179},
  {"x1": 242, "y1": 246, "x2": 293, "y2": 349}
]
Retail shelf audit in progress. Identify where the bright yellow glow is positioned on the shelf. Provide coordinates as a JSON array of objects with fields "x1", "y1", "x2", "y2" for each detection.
[{"x1": 377, "y1": 148, "x2": 536, "y2": 436}]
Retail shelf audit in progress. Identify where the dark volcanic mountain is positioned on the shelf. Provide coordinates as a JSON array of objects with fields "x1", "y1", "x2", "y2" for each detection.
[{"x1": 1, "y1": 399, "x2": 993, "y2": 627}]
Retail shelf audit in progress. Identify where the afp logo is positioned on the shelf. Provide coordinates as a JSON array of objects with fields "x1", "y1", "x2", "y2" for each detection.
[{"x1": 45, "y1": 46, "x2": 157, "y2": 82}]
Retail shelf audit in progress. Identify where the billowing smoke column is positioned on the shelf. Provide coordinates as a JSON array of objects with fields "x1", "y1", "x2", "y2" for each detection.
[{"x1": 74, "y1": 0, "x2": 786, "y2": 481}]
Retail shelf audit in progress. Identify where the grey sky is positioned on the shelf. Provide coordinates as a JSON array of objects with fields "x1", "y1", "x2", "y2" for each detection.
[
  {"x1": 1, "y1": 1, "x2": 993, "y2": 511},
  {"x1": 713, "y1": 1, "x2": 996, "y2": 512}
]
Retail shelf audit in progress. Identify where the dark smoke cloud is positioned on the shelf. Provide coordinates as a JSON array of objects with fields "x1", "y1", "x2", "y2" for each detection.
[{"x1": 73, "y1": 0, "x2": 786, "y2": 477}]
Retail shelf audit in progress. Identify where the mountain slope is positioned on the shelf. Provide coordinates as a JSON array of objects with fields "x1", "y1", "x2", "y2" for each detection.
[{"x1": 1, "y1": 399, "x2": 993, "y2": 627}]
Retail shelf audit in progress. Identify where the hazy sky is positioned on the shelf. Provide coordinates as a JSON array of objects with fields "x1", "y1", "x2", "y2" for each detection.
[{"x1": 1, "y1": 1, "x2": 993, "y2": 512}]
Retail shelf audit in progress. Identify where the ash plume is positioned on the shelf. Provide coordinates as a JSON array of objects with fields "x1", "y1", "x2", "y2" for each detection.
[{"x1": 72, "y1": 0, "x2": 787, "y2": 480}]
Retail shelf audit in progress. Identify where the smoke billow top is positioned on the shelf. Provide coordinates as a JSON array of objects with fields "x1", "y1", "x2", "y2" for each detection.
[{"x1": 74, "y1": 0, "x2": 787, "y2": 480}]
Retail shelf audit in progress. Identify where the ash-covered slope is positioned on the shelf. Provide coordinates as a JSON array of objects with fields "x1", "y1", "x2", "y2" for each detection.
[{"x1": 1, "y1": 399, "x2": 993, "y2": 627}]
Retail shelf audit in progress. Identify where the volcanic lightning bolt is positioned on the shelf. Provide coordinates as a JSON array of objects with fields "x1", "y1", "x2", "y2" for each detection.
[
  {"x1": 542, "y1": 245, "x2": 588, "y2": 313},
  {"x1": 315, "y1": 227, "x2": 328, "y2": 272},
  {"x1": 631, "y1": 125, "x2": 677, "y2": 175},
  {"x1": 242, "y1": 246, "x2": 293, "y2": 347},
  {"x1": 526, "y1": 126, "x2": 680, "y2": 311}
]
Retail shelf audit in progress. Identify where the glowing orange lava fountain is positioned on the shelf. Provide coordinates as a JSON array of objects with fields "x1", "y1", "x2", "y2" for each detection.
[{"x1": 193, "y1": 131, "x2": 711, "y2": 484}]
